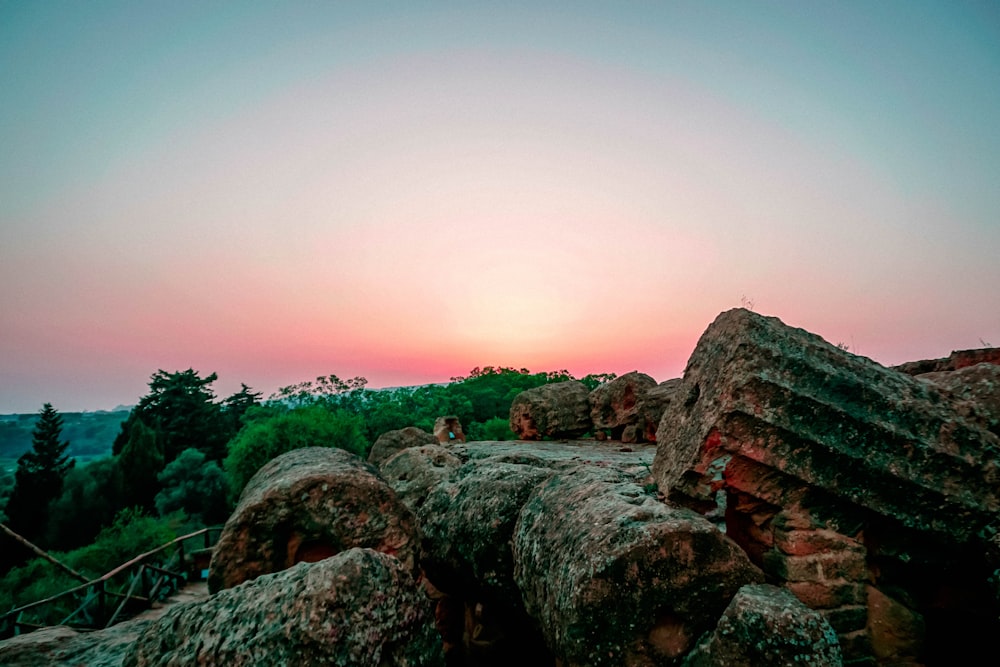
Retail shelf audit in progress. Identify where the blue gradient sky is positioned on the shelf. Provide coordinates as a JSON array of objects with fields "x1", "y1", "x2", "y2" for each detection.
[{"x1": 2, "y1": 1, "x2": 999, "y2": 412}]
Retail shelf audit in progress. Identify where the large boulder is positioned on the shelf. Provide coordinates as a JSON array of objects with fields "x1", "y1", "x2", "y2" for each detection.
[
  {"x1": 653, "y1": 308, "x2": 1000, "y2": 544},
  {"x1": 894, "y1": 347, "x2": 1000, "y2": 375},
  {"x1": 124, "y1": 549, "x2": 444, "y2": 667},
  {"x1": 682, "y1": 584, "x2": 842, "y2": 666},
  {"x1": 379, "y1": 444, "x2": 463, "y2": 514},
  {"x1": 589, "y1": 371, "x2": 658, "y2": 441},
  {"x1": 418, "y1": 457, "x2": 555, "y2": 665},
  {"x1": 208, "y1": 447, "x2": 417, "y2": 593},
  {"x1": 918, "y1": 362, "x2": 1000, "y2": 437},
  {"x1": 513, "y1": 467, "x2": 763, "y2": 666},
  {"x1": 509, "y1": 381, "x2": 592, "y2": 439},
  {"x1": 0, "y1": 621, "x2": 148, "y2": 667},
  {"x1": 638, "y1": 378, "x2": 682, "y2": 442},
  {"x1": 368, "y1": 426, "x2": 436, "y2": 467}
]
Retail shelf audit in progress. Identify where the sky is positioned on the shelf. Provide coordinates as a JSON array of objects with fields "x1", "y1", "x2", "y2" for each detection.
[{"x1": 2, "y1": 1, "x2": 999, "y2": 413}]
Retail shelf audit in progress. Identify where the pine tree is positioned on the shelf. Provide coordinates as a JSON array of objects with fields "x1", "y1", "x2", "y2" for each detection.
[{"x1": 3, "y1": 403, "x2": 75, "y2": 543}]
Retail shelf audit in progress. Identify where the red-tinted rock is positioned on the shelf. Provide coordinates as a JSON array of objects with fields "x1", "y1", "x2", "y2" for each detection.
[
  {"x1": 682, "y1": 584, "x2": 842, "y2": 666},
  {"x1": 378, "y1": 444, "x2": 463, "y2": 514},
  {"x1": 368, "y1": 426, "x2": 436, "y2": 467},
  {"x1": 208, "y1": 447, "x2": 417, "y2": 593},
  {"x1": 589, "y1": 371, "x2": 657, "y2": 440},
  {"x1": 125, "y1": 549, "x2": 444, "y2": 667},
  {"x1": 894, "y1": 347, "x2": 1000, "y2": 375},
  {"x1": 509, "y1": 381, "x2": 592, "y2": 440},
  {"x1": 433, "y1": 416, "x2": 466, "y2": 444},
  {"x1": 652, "y1": 308, "x2": 1000, "y2": 544},
  {"x1": 513, "y1": 467, "x2": 763, "y2": 666},
  {"x1": 638, "y1": 378, "x2": 682, "y2": 442}
]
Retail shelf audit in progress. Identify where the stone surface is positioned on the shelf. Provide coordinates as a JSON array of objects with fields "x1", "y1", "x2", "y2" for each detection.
[
  {"x1": 509, "y1": 381, "x2": 592, "y2": 440},
  {"x1": 433, "y1": 416, "x2": 466, "y2": 444},
  {"x1": 682, "y1": 584, "x2": 842, "y2": 667},
  {"x1": 379, "y1": 444, "x2": 463, "y2": 514},
  {"x1": 894, "y1": 347, "x2": 1000, "y2": 375},
  {"x1": 513, "y1": 466, "x2": 763, "y2": 666},
  {"x1": 208, "y1": 446, "x2": 417, "y2": 593},
  {"x1": 919, "y1": 362, "x2": 1000, "y2": 437},
  {"x1": 638, "y1": 378, "x2": 682, "y2": 442},
  {"x1": 0, "y1": 621, "x2": 148, "y2": 667},
  {"x1": 866, "y1": 585, "x2": 925, "y2": 664},
  {"x1": 589, "y1": 371, "x2": 657, "y2": 440},
  {"x1": 124, "y1": 548, "x2": 444, "y2": 667},
  {"x1": 652, "y1": 308, "x2": 1000, "y2": 545},
  {"x1": 368, "y1": 426, "x2": 436, "y2": 467}
]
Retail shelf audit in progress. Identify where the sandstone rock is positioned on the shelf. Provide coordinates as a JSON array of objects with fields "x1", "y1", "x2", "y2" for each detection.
[
  {"x1": 208, "y1": 447, "x2": 417, "y2": 593},
  {"x1": 919, "y1": 362, "x2": 1000, "y2": 437},
  {"x1": 682, "y1": 584, "x2": 842, "y2": 666},
  {"x1": 368, "y1": 426, "x2": 436, "y2": 466},
  {"x1": 0, "y1": 621, "x2": 148, "y2": 667},
  {"x1": 513, "y1": 467, "x2": 763, "y2": 666},
  {"x1": 866, "y1": 585, "x2": 925, "y2": 664},
  {"x1": 652, "y1": 308, "x2": 1000, "y2": 545},
  {"x1": 433, "y1": 416, "x2": 466, "y2": 444},
  {"x1": 894, "y1": 347, "x2": 1000, "y2": 375},
  {"x1": 509, "y1": 381, "x2": 592, "y2": 440},
  {"x1": 379, "y1": 444, "x2": 463, "y2": 514},
  {"x1": 419, "y1": 457, "x2": 555, "y2": 665},
  {"x1": 124, "y1": 549, "x2": 444, "y2": 667},
  {"x1": 638, "y1": 378, "x2": 682, "y2": 442},
  {"x1": 589, "y1": 371, "x2": 657, "y2": 440}
]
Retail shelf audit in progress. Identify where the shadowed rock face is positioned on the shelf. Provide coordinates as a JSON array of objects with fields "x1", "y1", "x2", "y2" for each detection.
[
  {"x1": 208, "y1": 447, "x2": 417, "y2": 593},
  {"x1": 589, "y1": 371, "x2": 658, "y2": 440},
  {"x1": 682, "y1": 584, "x2": 842, "y2": 667},
  {"x1": 513, "y1": 467, "x2": 763, "y2": 666},
  {"x1": 653, "y1": 308, "x2": 1000, "y2": 544},
  {"x1": 509, "y1": 381, "x2": 592, "y2": 439},
  {"x1": 124, "y1": 549, "x2": 444, "y2": 667}
]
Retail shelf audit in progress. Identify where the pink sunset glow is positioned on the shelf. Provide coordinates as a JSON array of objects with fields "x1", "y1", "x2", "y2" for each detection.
[{"x1": 2, "y1": 3, "x2": 998, "y2": 412}]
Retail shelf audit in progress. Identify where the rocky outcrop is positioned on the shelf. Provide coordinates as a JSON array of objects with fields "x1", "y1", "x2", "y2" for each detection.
[
  {"x1": 509, "y1": 381, "x2": 592, "y2": 439},
  {"x1": 124, "y1": 549, "x2": 444, "y2": 667},
  {"x1": 368, "y1": 426, "x2": 436, "y2": 466},
  {"x1": 513, "y1": 467, "x2": 763, "y2": 666},
  {"x1": 208, "y1": 447, "x2": 417, "y2": 593},
  {"x1": 682, "y1": 584, "x2": 842, "y2": 666},
  {"x1": 589, "y1": 371, "x2": 657, "y2": 442},
  {"x1": 638, "y1": 378, "x2": 682, "y2": 443},
  {"x1": 652, "y1": 308, "x2": 1000, "y2": 662},
  {"x1": 918, "y1": 362, "x2": 1000, "y2": 437},
  {"x1": 433, "y1": 416, "x2": 466, "y2": 444},
  {"x1": 0, "y1": 621, "x2": 148, "y2": 667}
]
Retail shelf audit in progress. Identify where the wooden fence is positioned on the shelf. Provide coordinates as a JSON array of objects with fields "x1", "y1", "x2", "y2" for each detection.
[{"x1": 0, "y1": 526, "x2": 222, "y2": 639}]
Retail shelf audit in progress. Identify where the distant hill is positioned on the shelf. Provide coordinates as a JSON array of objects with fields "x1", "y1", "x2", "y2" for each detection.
[{"x1": 0, "y1": 410, "x2": 129, "y2": 468}]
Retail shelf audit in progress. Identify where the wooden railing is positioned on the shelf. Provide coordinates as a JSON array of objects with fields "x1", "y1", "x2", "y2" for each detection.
[{"x1": 0, "y1": 526, "x2": 222, "y2": 639}]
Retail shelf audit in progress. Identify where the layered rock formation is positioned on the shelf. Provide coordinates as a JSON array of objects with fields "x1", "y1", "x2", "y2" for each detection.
[
  {"x1": 652, "y1": 308, "x2": 1000, "y2": 663},
  {"x1": 589, "y1": 371, "x2": 657, "y2": 442},
  {"x1": 208, "y1": 446, "x2": 418, "y2": 593}
]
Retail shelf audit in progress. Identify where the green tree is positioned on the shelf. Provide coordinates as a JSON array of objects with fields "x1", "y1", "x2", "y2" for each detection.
[
  {"x1": 114, "y1": 369, "x2": 231, "y2": 463},
  {"x1": 45, "y1": 457, "x2": 124, "y2": 551},
  {"x1": 224, "y1": 405, "x2": 365, "y2": 499},
  {"x1": 221, "y1": 384, "x2": 263, "y2": 432},
  {"x1": 118, "y1": 420, "x2": 164, "y2": 512},
  {"x1": 155, "y1": 448, "x2": 230, "y2": 525},
  {"x1": 3, "y1": 403, "x2": 75, "y2": 543}
]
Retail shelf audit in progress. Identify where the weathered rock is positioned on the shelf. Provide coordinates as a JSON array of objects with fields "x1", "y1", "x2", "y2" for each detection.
[
  {"x1": 653, "y1": 308, "x2": 1000, "y2": 545},
  {"x1": 124, "y1": 549, "x2": 444, "y2": 667},
  {"x1": 379, "y1": 444, "x2": 463, "y2": 514},
  {"x1": 368, "y1": 426, "x2": 436, "y2": 466},
  {"x1": 418, "y1": 457, "x2": 555, "y2": 665},
  {"x1": 919, "y1": 362, "x2": 1000, "y2": 437},
  {"x1": 0, "y1": 620, "x2": 148, "y2": 667},
  {"x1": 513, "y1": 467, "x2": 763, "y2": 666},
  {"x1": 894, "y1": 347, "x2": 1000, "y2": 375},
  {"x1": 433, "y1": 415, "x2": 466, "y2": 444},
  {"x1": 638, "y1": 378, "x2": 682, "y2": 443},
  {"x1": 509, "y1": 381, "x2": 592, "y2": 440},
  {"x1": 208, "y1": 447, "x2": 417, "y2": 593},
  {"x1": 682, "y1": 584, "x2": 842, "y2": 667},
  {"x1": 866, "y1": 585, "x2": 925, "y2": 664},
  {"x1": 589, "y1": 371, "x2": 657, "y2": 440}
]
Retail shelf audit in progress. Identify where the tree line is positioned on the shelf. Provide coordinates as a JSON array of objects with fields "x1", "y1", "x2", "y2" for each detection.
[{"x1": 0, "y1": 365, "x2": 614, "y2": 610}]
